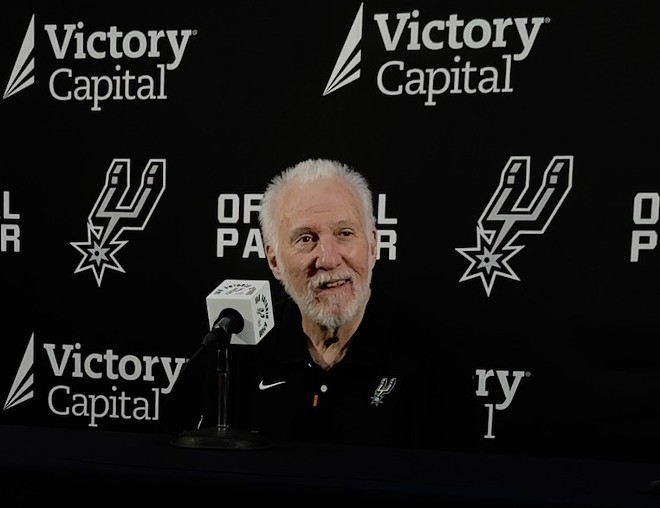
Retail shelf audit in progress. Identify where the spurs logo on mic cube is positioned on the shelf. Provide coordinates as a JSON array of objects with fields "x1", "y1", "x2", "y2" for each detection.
[{"x1": 206, "y1": 279, "x2": 274, "y2": 345}]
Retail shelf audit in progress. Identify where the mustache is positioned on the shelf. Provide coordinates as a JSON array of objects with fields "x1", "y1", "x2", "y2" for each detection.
[{"x1": 308, "y1": 272, "x2": 353, "y2": 291}]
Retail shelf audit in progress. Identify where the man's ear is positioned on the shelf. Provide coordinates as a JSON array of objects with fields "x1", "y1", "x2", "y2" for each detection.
[{"x1": 265, "y1": 243, "x2": 282, "y2": 281}]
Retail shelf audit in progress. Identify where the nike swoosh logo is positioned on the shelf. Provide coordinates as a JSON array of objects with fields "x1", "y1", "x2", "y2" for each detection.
[{"x1": 258, "y1": 380, "x2": 287, "y2": 390}]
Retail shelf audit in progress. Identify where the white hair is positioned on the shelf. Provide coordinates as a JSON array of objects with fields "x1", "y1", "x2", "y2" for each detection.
[{"x1": 259, "y1": 158, "x2": 376, "y2": 252}]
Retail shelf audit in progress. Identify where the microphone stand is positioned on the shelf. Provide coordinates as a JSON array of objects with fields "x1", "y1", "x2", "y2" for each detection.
[{"x1": 171, "y1": 317, "x2": 271, "y2": 450}]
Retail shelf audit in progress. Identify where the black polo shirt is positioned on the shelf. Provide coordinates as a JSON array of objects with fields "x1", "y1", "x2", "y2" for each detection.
[
  {"x1": 230, "y1": 284, "x2": 479, "y2": 449},
  {"x1": 161, "y1": 283, "x2": 479, "y2": 450}
]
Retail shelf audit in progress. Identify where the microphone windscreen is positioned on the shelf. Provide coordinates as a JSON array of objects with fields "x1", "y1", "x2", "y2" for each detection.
[{"x1": 205, "y1": 280, "x2": 274, "y2": 345}]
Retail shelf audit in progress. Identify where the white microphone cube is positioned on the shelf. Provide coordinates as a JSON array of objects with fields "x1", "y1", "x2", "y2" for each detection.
[{"x1": 206, "y1": 279, "x2": 274, "y2": 345}]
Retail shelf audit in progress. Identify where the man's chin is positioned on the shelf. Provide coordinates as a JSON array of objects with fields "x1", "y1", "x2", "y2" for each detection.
[{"x1": 316, "y1": 301, "x2": 358, "y2": 326}]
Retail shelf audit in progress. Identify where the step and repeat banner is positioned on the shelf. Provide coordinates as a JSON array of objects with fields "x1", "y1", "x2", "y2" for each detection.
[{"x1": 1, "y1": 1, "x2": 658, "y2": 461}]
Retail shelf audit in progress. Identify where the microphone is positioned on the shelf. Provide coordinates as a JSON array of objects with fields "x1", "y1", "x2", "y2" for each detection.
[
  {"x1": 204, "y1": 279, "x2": 274, "y2": 346},
  {"x1": 170, "y1": 279, "x2": 274, "y2": 450}
]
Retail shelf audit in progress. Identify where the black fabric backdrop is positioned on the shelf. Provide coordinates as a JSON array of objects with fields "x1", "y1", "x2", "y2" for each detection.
[{"x1": 1, "y1": 1, "x2": 659, "y2": 463}]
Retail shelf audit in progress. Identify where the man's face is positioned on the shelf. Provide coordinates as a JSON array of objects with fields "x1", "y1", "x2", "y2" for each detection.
[{"x1": 266, "y1": 177, "x2": 376, "y2": 329}]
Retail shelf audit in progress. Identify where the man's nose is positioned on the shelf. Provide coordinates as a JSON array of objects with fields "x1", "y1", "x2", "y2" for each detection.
[{"x1": 315, "y1": 236, "x2": 342, "y2": 269}]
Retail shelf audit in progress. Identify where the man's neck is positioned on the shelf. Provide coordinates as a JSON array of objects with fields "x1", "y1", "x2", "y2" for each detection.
[{"x1": 302, "y1": 308, "x2": 365, "y2": 370}]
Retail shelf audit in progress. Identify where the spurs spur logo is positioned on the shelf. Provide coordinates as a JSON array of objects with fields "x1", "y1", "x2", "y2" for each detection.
[
  {"x1": 370, "y1": 376, "x2": 396, "y2": 406},
  {"x1": 71, "y1": 159, "x2": 166, "y2": 286},
  {"x1": 456, "y1": 155, "x2": 573, "y2": 296}
]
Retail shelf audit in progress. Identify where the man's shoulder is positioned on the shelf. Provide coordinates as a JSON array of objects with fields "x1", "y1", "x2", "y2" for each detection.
[
  {"x1": 367, "y1": 282, "x2": 427, "y2": 336},
  {"x1": 368, "y1": 281, "x2": 473, "y2": 362}
]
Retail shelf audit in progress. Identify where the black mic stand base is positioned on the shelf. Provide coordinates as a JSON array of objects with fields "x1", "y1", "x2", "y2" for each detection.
[{"x1": 171, "y1": 426, "x2": 271, "y2": 450}]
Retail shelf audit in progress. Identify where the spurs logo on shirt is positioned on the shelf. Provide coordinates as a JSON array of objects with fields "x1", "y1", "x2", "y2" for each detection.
[{"x1": 370, "y1": 377, "x2": 396, "y2": 406}]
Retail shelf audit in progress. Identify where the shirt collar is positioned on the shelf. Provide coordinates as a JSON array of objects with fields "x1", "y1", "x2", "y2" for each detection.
[{"x1": 273, "y1": 288, "x2": 391, "y2": 368}]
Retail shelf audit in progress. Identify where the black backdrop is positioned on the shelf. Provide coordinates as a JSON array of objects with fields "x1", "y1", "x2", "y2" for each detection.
[{"x1": 1, "y1": 0, "x2": 659, "y2": 463}]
